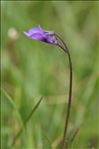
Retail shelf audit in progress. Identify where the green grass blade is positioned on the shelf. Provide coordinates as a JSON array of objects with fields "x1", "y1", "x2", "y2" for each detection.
[
  {"x1": 10, "y1": 96, "x2": 43, "y2": 147},
  {"x1": 1, "y1": 88, "x2": 24, "y2": 129}
]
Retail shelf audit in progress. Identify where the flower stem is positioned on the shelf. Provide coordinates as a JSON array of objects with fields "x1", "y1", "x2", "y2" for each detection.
[
  {"x1": 61, "y1": 50, "x2": 72, "y2": 149},
  {"x1": 54, "y1": 34, "x2": 73, "y2": 149}
]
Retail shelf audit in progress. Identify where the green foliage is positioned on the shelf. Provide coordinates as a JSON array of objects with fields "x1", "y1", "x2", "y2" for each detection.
[{"x1": 1, "y1": 1, "x2": 99, "y2": 149}]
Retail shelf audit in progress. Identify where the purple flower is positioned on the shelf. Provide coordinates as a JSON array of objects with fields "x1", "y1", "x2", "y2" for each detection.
[
  {"x1": 24, "y1": 25, "x2": 73, "y2": 149},
  {"x1": 24, "y1": 25, "x2": 59, "y2": 45}
]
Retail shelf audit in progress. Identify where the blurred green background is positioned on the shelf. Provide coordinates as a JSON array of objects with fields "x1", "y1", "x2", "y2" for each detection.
[{"x1": 1, "y1": 1, "x2": 99, "y2": 149}]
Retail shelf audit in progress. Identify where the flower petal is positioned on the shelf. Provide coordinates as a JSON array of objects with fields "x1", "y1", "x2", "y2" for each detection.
[{"x1": 24, "y1": 26, "x2": 59, "y2": 45}]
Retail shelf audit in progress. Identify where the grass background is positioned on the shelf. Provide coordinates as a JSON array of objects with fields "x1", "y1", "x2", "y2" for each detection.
[{"x1": 1, "y1": 1, "x2": 99, "y2": 149}]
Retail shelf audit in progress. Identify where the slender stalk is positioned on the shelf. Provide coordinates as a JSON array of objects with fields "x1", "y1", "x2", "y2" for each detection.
[
  {"x1": 61, "y1": 50, "x2": 72, "y2": 149},
  {"x1": 54, "y1": 34, "x2": 73, "y2": 149}
]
